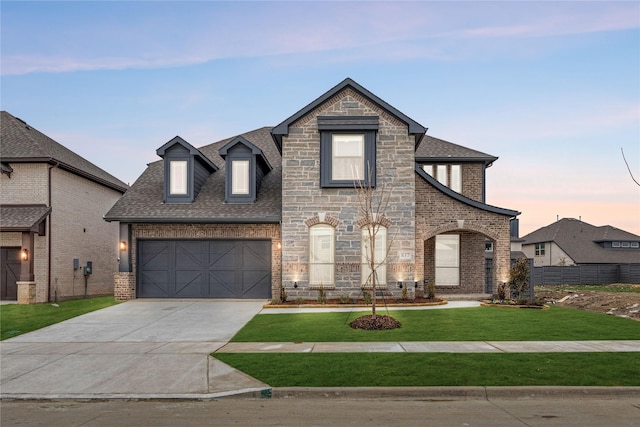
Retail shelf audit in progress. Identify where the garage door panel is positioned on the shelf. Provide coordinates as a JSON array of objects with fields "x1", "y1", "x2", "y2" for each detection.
[
  {"x1": 174, "y1": 271, "x2": 203, "y2": 297},
  {"x1": 138, "y1": 239, "x2": 271, "y2": 299},
  {"x1": 242, "y1": 271, "x2": 272, "y2": 298},
  {"x1": 139, "y1": 271, "x2": 170, "y2": 298}
]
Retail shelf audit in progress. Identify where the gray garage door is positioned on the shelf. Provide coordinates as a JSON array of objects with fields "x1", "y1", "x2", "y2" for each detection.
[
  {"x1": 137, "y1": 239, "x2": 272, "y2": 299},
  {"x1": 1, "y1": 247, "x2": 20, "y2": 300}
]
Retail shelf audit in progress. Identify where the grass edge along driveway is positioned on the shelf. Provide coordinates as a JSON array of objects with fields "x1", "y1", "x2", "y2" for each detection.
[
  {"x1": 214, "y1": 306, "x2": 640, "y2": 387},
  {"x1": 1, "y1": 296, "x2": 119, "y2": 340}
]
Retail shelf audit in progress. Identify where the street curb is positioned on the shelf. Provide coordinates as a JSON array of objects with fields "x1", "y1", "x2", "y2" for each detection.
[{"x1": 3, "y1": 386, "x2": 639, "y2": 401}]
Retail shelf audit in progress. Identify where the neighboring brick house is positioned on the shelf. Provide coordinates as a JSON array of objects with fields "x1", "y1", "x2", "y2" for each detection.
[
  {"x1": 105, "y1": 78, "x2": 519, "y2": 301},
  {"x1": 0, "y1": 111, "x2": 128, "y2": 303},
  {"x1": 522, "y1": 218, "x2": 640, "y2": 267}
]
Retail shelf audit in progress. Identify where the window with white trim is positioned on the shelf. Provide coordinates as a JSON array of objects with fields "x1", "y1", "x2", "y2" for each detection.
[
  {"x1": 535, "y1": 243, "x2": 546, "y2": 256},
  {"x1": 169, "y1": 160, "x2": 188, "y2": 195},
  {"x1": 361, "y1": 225, "x2": 387, "y2": 286},
  {"x1": 309, "y1": 225, "x2": 335, "y2": 286},
  {"x1": 435, "y1": 234, "x2": 459, "y2": 286},
  {"x1": 332, "y1": 134, "x2": 364, "y2": 181},
  {"x1": 450, "y1": 165, "x2": 461, "y2": 193},
  {"x1": 231, "y1": 160, "x2": 250, "y2": 195},
  {"x1": 422, "y1": 165, "x2": 433, "y2": 176},
  {"x1": 436, "y1": 165, "x2": 448, "y2": 186}
]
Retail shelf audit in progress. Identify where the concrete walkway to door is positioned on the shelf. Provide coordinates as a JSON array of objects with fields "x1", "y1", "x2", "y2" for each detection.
[{"x1": 0, "y1": 300, "x2": 269, "y2": 399}]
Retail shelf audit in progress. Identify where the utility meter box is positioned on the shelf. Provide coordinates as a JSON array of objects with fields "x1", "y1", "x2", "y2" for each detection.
[
  {"x1": 84, "y1": 261, "x2": 93, "y2": 276},
  {"x1": 73, "y1": 258, "x2": 79, "y2": 270}
]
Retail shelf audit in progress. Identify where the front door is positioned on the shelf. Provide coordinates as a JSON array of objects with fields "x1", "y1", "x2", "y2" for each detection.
[{"x1": 1, "y1": 247, "x2": 21, "y2": 300}]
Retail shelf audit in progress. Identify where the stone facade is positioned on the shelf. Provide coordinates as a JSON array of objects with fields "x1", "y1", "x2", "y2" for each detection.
[
  {"x1": 281, "y1": 88, "x2": 415, "y2": 299},
  {"x1": 114, "y1": 223, "x2": 281, "y2": 301}
]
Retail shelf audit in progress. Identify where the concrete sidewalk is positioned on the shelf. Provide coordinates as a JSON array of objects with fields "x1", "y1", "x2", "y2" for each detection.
[{"x1": 217, "y1": 340, "x2": 640, "y2": 353}]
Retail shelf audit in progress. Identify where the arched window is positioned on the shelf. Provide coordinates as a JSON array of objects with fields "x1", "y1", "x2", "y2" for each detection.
[
  {"x1": 361, "y1": 225, "x2": 387, "y2": 286},
  {"x1": 309, "y1": 224, "x2": 335, "y2": 286}
]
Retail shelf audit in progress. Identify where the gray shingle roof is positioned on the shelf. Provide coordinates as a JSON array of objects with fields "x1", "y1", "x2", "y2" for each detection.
[
  {"x1": 0, "y1": 111, "x2": 128, "y2": 192},
  {"x1": 104, "y1": 127, "x2": 282, "y2": 223},
  {"x1": 415, "y1": 135, "x2": 498, "y2": 164},
  {"x1": 0, "y1": 204, "x2": 51, "y2": 231},
  {"x1": 522, "y1": 218, "x2": 640, "y2": 264}
]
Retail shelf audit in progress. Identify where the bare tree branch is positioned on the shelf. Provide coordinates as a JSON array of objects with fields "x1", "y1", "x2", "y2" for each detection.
[{"x1": 621, "y1": 147, "x2": 640, "y2": 187}]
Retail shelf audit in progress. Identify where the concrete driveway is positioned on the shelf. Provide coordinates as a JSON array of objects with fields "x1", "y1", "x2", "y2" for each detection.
[{"x1": 0, "y1": 300, "x2": 269, "y2": 398}]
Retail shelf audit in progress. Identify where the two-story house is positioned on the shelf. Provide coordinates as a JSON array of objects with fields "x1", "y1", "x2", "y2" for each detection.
[
  {"x1": 1, "y1": 111, "x2": 128, "y2": 303},
  {"x1": 105, "y1": 78, "x2": 519, "y2": 301}
]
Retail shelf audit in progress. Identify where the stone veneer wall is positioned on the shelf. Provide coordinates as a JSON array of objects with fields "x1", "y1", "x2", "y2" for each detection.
[
  {"x1": 281, "y1": 88, "x2": 416, "y2": 299},
  {"x1": 415, "y1": 175, "x2": 511, "y2": 295},
  {"x1": 114, "y1": 223, "x2": 281, "y2": 301}
]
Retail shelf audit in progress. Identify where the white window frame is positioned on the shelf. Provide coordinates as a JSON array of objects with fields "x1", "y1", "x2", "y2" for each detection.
[
  {"x1": 631, "y1": 242, "x2": 639, "y2": 248},
  {"x1": 422, "y1": 164, "x2": 433, "y2": 176},
  {"x1": 361, "y1": 225, "x2": 387, "y2": 286},
  {"x1": 436, "y1": 164, "x2": 448, "y2": 187},
  {"x1": 169, "y1": 160, "x2": 188, "y2": 195},
  {"x1": 612, "y1": 241, "x2": 621, "y2": 248},
  {"x1": 450, "y1": 164, "x2": 461, "y2": 193},
  {"x1": 231, "y1": 160, "x2": 250, "y2": 195},
  {"x1": 435, "y1": 234, "x2": 459, "y2": 286},
  {"x1": 332, "y1": 134, "x2": 364, "y2": 181},
  {"x1": 621, "y1": 241, "x2": 630, "y2": 248},
  {"x1": 309, "y1": 224, "x2": 335, "y2": 286}
]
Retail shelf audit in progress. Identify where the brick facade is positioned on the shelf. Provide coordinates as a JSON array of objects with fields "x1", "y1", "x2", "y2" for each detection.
[
  {"x1": 1, "y1": 163, "x2": 122, "y2": 303},
  {"x1": 114, "y1": 223, "x2": 281, "y2": 301},
  {"x1": 415, "y1": 175, "x2": 511, "y2": 294}
]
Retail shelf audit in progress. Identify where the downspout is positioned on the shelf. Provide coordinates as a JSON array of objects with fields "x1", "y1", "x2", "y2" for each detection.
[{"x1": 47, "y1": 160, "x2": 59, "y2": 302}]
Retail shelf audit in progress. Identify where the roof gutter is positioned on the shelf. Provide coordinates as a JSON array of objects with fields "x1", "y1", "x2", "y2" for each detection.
[{"x1": 103, "y1": 216, "x2": 282, "y2": 224}]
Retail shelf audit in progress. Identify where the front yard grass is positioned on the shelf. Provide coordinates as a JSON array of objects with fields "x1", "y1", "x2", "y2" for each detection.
[
  {"x1": 214, "y1": 352, "x2": 640, "y2": 387},
  {"x1": 231, "y1": 306, "x2": 640, "y2": 342},
  {"x1": 216, "y1": 306, "x2": 640, "y2": 387},
  {"x1": 1, "y1": 296, "x2": 119, "y2": 340}
]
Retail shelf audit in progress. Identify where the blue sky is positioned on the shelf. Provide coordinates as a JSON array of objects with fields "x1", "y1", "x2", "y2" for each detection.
[{"x1": 2, "y1": 1, "x2": 639, "y2": 236}]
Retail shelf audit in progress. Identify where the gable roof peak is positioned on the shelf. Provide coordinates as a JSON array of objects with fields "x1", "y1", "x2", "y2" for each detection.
[
  {"x1": 271, "y1": 78, "x2": 427, "y2": 152},
  {"x1": 155, "y1": 135, "x2": 218, "y2": 172}
]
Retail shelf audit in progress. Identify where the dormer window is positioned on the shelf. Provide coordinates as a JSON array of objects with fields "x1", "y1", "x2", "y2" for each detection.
[
  {"x1": 156, "y1": 136, "x2": 218, "y2": 204},
  {"x1": 169, "y1": 160, "x2": 188, "y2": 195},
  {"x1": 219, "y1": 136, "x2": 272, "y2": 204}
]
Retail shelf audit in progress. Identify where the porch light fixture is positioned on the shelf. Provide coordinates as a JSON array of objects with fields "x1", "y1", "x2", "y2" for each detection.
[
  {"x1": 21, "y1": 248, "x2": 28, "y2": 261},
  {"x1": 397, "y1": 281, "x2": 403, "y2": 288},
  {"x1": 277, "y1": 242, "x2": 281, "y2": 250},
  {"x1": 119, "y1": 241, "x2": 127, "y2": 251},
  {"x1": 294, "y1": 282, "x2": 298, "y2": 288}
]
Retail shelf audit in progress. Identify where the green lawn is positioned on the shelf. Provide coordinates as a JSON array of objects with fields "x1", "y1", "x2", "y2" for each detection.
[
  {"x1": 231, "y1": 306, "x2": 640, "y2": 342},
  {"x1": 1, "y1": 296, "x2": 119, "y2": 340},
  {"x1": 214, "y1": 352, "x2": 640, "y2": 387}
]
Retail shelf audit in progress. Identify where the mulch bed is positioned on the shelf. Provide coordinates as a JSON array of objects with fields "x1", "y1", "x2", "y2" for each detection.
[
  {"x1": 270, "y1": 296, "x2": 444, "y2": 307},
  {"x1": 349, "y1": 314, "x2": 402, "y2": 330}
]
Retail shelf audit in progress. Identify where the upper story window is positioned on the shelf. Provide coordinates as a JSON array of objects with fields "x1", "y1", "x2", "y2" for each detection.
[
  {"x1": 424, "y1": 164, "x2": 462, "y2": 193},
  {"x1": 219, "y1": 136, "x2": 272, "y2": 204},
  {"x1": 156, "y1": 136, "x2": 218, "y2": 204},
  {"x1": 169, "y1": 160, "x2": 188, "y2": 195},
  {"x1": 318, "y1": 116, "x2": 378, "y2": 188},
  {"x1": 309, "y1": 224, "x2": 335, "y2": 286},
  {"x1": 231, "y1": 160, "x2": 250, "y2": 195},
  {"x1": 535, "y1": 243, "x2": 546, "y2": 256}
]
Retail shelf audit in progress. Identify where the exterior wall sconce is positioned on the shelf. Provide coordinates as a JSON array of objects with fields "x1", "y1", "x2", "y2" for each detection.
[
  {"x1": 21, "y1": 248, "x2": 29, "y2": 261},
  {"x1": 119, "y1": 241, "x2": 127, "y2": 251},
  {"x1": 397, "y1": 281, "x2": 403, "y2": 288},
  {"x1": 277, "y1": 242, "x2": 281, "y2": 250},
  {"x1": 294, "y1": 281, "x2": 298, "y2": 288}
]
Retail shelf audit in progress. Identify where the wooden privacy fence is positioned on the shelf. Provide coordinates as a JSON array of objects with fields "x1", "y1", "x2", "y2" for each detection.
[{"x1": 530, "y1": 263, "x2": 640, "y2": 286}]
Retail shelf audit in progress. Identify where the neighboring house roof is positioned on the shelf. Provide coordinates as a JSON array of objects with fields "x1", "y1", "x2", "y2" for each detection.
[
  {"x1": 415, "y1": 165, "x2": 520, "y2": 217},
  {"x1": 0, "y1": 111, "x2": 128, "y2": 193},
  {"x1": 104, "y1": 127, "x2": 282, "y2": 223},
  {"x1": 521, "y1": 218, "x2": 640, "y2": 264},
  {"x1": 0, "y1": 204, "x2": 51, "y2": 231},
  {"x1": 271, "y1": 77, "x2": 428, "y2": 152},
  {"x1": 415, "y1": 135, "x2": 498, "y2": 165}
]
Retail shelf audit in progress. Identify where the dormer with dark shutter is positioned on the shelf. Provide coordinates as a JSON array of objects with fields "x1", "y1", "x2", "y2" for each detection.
[
  {"x1": 219, "y1": 136, "x2": 272, "y2": 204},
  {"x1": 156, "y1": 136, "x2": 218, "y2": 203}
]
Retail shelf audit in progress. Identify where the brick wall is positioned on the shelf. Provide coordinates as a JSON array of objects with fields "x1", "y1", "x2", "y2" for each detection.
[
  {"x1": 416, "y1": 174, "x2": 511, "y2": 295},
  {"x1": 281, "y1": 88, "x2": 415, "y2": 299},
  {"x1": 117, "y1": 223, "x2": 281, "y2": 301},
  {"x1": 0, "y1": 163, "x2": 49, "y2": 204}
]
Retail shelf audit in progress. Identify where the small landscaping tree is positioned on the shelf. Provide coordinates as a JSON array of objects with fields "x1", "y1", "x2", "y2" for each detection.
[
  {"x1": 510, "y1": 258, "x2": 531, "y2": 304},
  {"x1": 350, "y1": 165, "x2": 401, "y2": 330}
]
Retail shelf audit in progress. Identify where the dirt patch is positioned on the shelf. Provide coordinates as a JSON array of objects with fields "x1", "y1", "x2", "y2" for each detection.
[
  {"x1": 349, "y1": 314, "x2": 402, "y2": 330},
  {"x1": 535, "y1": 284, "x2": 640, "y2": 321}
]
